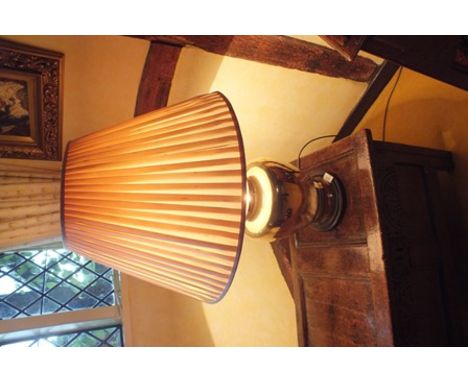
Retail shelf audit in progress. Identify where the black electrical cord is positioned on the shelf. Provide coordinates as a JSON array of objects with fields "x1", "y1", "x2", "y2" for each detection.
[
  {"x1": 382, "y1": 67, "x2": 403, "y2": 142},
  {"x1": 297, "y1": 68, "x2": 403, "y2": 168},
  {"x1": 297, "y1": 135, "x2": 336, "y2": 169}
]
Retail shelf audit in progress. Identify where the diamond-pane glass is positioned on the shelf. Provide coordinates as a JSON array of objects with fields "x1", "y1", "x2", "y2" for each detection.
[
  {"x1": 68, "y1": 268, "x2": 98, "y2": 288},
  {"x1": 49, "y1": 261, "x2": 80, "y2": 279},
  {"x1": 67, "y1": 292, "x2": 98, "y2": 310},
  {"x1": 104, "y1": 293, "x2": 115, "y2": 305},
  {"x1": 85, "y1": 262, "x2": 109, "y2": 275},
  {"x1": 69, "y1": 332, "x2": 101, "y2": 347},
  {"x1": 43, "y1": 297, "x2": 61, "y2": 314},
  {"x1": 0, "y1": 253, "x2": 25, "y2": 272},
  {"x1": 5, "y1": 287, "x2": 40, "y2": 311},
  {"x1": 24, "y1": 300, "x2": 42, "y2": 316},
  {"x1": 0, "y1": 250, "x2": 118, "y2": 319},
  {"x1": 0, "y1": 275, "x2": 22, "y2": 295},
  {"x1": 12, "y1": 262, "x2": 42, "y2": 283},
  {"x1": 47, "y1": 282, "x2": 80, "y2": 304},
  {"x1": 47, "y1": 333, "x2": 77, "y2": 347},
  {"x1": 29, "y1": 274, "x2": 45, "y2": 292},
  {"x1": 87, "y1": 278, "x2": 113, "y2": 300},
  {"x1": 0, "y1": 301, "x2": 19, "y2": 319},
  {"x1": 67, "y1": 252, "x2": 89, "y2": 265},
  {"x1": 20, "y1": 251, "x2": 40, "y2": 259},
  {"x1": 45, "y1": 273, "x2": 62, "y2": 291},
  {"x1": 0, "y1": 325, "x2": 124, "y2": 347}
]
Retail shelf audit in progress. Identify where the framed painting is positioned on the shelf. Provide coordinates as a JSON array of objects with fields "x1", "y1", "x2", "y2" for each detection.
[{"x1": 0, "y1": 39, "x2": 63, "y2": 160}]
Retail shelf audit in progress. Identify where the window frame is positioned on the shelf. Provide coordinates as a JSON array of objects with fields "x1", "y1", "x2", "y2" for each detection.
[
  {"x1": 0, "y1": 305, "x2": 121, "y2": 345},
  {"x1": 0, "y1": 248, "x2": 123, "y2": 346}
]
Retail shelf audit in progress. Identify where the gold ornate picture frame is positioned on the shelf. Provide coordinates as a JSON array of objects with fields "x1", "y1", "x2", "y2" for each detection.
[{"x1": 0, "y1": 39, "x2": 63, "y2": 160}]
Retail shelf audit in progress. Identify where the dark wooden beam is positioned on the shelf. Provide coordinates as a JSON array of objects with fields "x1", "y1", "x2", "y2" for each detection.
[
  {"x1": 132, "y1": 35, "x2": 378, "y2": 82},
  {"x1": 361, "y1": 36, "x2": 468, "y2": 91},
  {"x1": 134, "y1": 41, "x2": 181, "y2": 116},
  {"x1": 319, "y1": 35, "x2": 367, "y2": 61},
  {"x1": 333, "y1": 60, "x2": 400, "y2": 142}
]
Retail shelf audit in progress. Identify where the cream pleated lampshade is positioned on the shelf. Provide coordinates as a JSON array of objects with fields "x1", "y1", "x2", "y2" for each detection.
[{"x1": 61, "y1": 92, "x2": 246, "y2": 303}]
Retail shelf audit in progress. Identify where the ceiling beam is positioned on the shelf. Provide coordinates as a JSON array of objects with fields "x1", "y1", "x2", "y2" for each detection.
[
  {"x1": 132, "y1": 35, "x2": 378, "y2": 82},
  {"x1": 361, "y1": 35, "x2": 468, "y2": 91},
  {"x1": 134, "y1": 42, "x2": 181, "y2": 116}
]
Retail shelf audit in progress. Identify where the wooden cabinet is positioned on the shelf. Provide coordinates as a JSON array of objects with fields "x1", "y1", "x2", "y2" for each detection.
[{"x1": 272, "y1": 130, "x2": 461, "y2": 346}]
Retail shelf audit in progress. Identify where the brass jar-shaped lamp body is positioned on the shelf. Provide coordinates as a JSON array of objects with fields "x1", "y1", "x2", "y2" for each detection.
[
  {"x1": 245, "y1": 161, "x2": 345, "y2": 240},
  {"x1": 245, "y1": 161, "x2": 303, "y2": 240}
]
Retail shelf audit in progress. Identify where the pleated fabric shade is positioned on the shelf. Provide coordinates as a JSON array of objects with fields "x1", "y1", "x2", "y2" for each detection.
[{"x1": 61, "y1": 92, "x2": 247, "y2": 303}]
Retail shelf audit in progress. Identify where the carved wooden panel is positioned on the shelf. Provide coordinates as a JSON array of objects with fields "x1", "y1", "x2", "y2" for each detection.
[
  {"x1": 303, "y1": 276, "x2": 376, "y2": 346},
  {"x1": 374, "y1": 162, "x2": 452, "y2": 345},
  {"x1": 296, "y1": 245, "x2": 369, "y2": 276}
]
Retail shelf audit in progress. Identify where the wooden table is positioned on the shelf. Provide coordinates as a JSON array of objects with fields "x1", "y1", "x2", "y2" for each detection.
[{"x1": 271, "y1": 130, "x2": 462, "y2": 346}]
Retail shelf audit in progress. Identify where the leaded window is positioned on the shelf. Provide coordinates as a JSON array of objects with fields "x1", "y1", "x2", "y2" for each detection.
[
  {"x1": 2, "y1": 325, "x2": 123, "y2": 347},
  {"x1": 0, "y1": 249, "x2": 124, "y2": 347}
]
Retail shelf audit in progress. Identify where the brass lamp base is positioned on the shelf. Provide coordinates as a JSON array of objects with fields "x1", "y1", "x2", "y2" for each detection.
[
  {"x1": 245, "y1": 161, "x2": 346, "y2": 239},
  {"x1": 304, "y1": 172, "x2": 346, "y2": 231}
]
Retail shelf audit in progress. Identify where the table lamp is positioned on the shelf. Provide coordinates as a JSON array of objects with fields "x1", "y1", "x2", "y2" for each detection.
[{"x1": 61, "y1": 92, "x2": 345, "y2": 303}]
